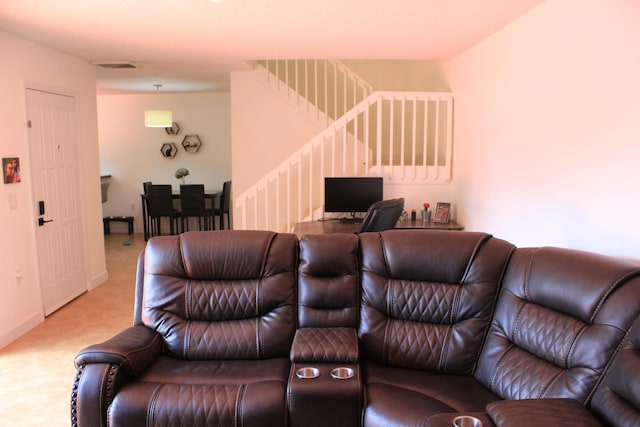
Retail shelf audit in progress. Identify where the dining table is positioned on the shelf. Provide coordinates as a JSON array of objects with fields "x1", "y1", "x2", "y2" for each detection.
[{"x1": 141, "y1": 190, "x2": 221, "y2": 240}]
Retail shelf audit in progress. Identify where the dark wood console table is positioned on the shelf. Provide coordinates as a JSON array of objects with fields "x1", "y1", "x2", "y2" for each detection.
[
  {"x1": 293, "y1": 218, "x2": 463, "y2": 238},
  {"x1": 103, "y1": 216, "x2": 134, "y2": 234}
]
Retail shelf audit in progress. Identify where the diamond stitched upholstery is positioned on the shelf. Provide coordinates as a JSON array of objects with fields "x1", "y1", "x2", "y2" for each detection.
[
  {"x1": 359, "y1": 230, "x2": 515, "y2": 374},
  {"x1": 149, "y1": 384, "x2": 241, "y2": 427},
  {"x1": 109, "y1": 381, "x2": 287, "y2": 427},
  {"x1": 141, "y1": 231, "x2": 297, "y2": 361},
  {"x1": 475, "y1": 247, "x2": 640, "y2": 403},
  {"x1": 290, "y1": 327, "x2": 359, "y2": 363}
]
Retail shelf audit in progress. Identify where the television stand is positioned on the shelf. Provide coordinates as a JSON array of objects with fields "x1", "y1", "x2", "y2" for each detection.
[
  {"x1": 293, "y1": 219, "x2": 465, "y2": 238},
  {"x1": 339, "y1": 217, "x2": 363, "y2": 224}
]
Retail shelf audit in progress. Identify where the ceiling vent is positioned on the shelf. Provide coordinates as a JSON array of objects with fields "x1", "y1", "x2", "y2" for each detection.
[{"x1": 92, "y1": 62, "x2": 138, "y2": 69}]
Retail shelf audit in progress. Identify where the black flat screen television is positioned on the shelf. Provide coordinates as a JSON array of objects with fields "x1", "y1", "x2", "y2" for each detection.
[{"x1": 324, "y1": 177, "x2": 383, "y2": 216}]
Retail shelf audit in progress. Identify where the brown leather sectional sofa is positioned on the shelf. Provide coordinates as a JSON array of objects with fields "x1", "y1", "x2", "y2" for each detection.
[{"x1": 72, "y1": 230, "x2": 640, "y2": 427}]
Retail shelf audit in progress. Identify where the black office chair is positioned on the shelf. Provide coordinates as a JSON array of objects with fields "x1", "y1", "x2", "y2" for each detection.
[
  {"x1": 357, "y1": 198, "x2": 405, "y2": 234},
  {"x1": 146, "y1": 184, "x2": 180, "y2": 236},
  {"x1": 180, "y1": 184, "x2": 212, "y2": 232},
  {"x1": 212, "y1": 180, "x2": 232, "y2": 230}
]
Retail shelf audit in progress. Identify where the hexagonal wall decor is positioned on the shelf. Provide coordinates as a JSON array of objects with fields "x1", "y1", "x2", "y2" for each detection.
[
  {"x1": 161, "y1": 142, "x2": 178, "y2": 158},
  {"x1": 165, "y1": 122, "x2": 180, "y2": 135},
  {"x1": 181, "y1": 134, "x2": 202, "y2": 153}
]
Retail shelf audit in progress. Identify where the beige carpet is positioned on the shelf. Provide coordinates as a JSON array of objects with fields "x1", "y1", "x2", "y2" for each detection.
[{"x1": 0, "y1": 233, "x2": 146, "y2": 426}]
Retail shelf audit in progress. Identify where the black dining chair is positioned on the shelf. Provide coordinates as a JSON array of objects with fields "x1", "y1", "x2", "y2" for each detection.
[
  {"x1": 212, "y1": 180, "x2": 231, "y2": 230},
  {"x1": 357, "y1": 198, "x2": 405, "y2": 234},
  {"x1": 179, "y1": 184, "x2": 212, "y2": 232},
  {"x1": 141, "y1": 181, "x2": 153, "y2": 239},
  {"x1": 146, "y1": 184, "x2": 180, "y2": 236}
]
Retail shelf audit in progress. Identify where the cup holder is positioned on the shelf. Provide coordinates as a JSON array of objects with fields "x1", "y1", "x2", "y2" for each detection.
[
  {"x1": 452, "y1": 415, "x2": 483, "y2": 427},
  {"x1": 330, "y1": 367, "x2": 354, "y2": 380},
  {"x1": 296, "y1": 367, "x2": 320, "y2": 379}
]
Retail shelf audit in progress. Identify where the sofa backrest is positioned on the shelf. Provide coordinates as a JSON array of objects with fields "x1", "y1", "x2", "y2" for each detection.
[
  {"x1": 358, "y1": 230, "x2": 515, "y2": 374},
  {"x1": 475, "y1": 247, "x2": 640, "y2": 403},
  {"x1": 590, "y1": 315, "x2": 640, "y2": 426},
  {"x1": 140, "y1": 230, "x2": 298, "y2": 360},
  {"x1": 298, "y1": 233, "x2": 360, "y2": 328}
]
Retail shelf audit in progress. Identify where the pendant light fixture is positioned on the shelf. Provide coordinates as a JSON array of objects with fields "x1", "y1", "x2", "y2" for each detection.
[{"x1": 144, "y1": 84, "x2": 173, "y2": 127}]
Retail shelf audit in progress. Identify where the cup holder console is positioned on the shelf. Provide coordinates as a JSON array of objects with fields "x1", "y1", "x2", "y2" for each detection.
[
  {"x1": 296, "y1": 367, "x2": 321, "y2": 379},
  {"x1": 289, "y1": 364, "x2": 361, "y2": 427},
  {"x1": 452, "y1": 415, "x2": 483, "y2": 427},
  {"x1": 330, "y1": 367, "x2": 354, "y2": 380}
]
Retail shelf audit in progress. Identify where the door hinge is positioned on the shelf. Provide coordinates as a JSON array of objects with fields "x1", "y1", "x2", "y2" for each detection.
[{"x1": 27, "y1": 120, "x2": 32, "y2": 128}]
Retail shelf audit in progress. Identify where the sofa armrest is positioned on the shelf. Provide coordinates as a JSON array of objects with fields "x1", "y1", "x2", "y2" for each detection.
[
  {"x1": 290, "y1": 327, "x2": 358, "y2": 363},
  {"x1": 74, "y1": 325, "x2": 163, "y2": 376},
  {"x1": 486, "y1": 399, "x2": 603, "y2": 427},
  {"x1": 72, "y1": 326, "x2": 163, "y2": 427}
]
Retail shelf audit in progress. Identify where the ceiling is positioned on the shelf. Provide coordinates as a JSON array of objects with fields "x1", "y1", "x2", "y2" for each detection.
[{"x1": 0, "y1": 0, "x2": 544, "y2": 94}]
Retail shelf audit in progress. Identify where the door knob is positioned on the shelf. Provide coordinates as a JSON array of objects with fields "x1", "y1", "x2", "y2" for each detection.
[{"x1": 38, "y1": 218, "x2": 53, "y2": 226}]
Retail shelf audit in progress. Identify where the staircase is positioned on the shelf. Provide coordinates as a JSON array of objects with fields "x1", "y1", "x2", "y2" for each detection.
[{"x1": 235, "y1": 59, "x2": 453, "y2": 232}]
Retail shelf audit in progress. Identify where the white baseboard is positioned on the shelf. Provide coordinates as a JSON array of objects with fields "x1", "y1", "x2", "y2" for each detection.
[
  {"x1": 88, "y1": 269, "x2": 108, "y2": 291},
  {"x1": 0, "y1": 312, "x2": 43, "y2": 350}
]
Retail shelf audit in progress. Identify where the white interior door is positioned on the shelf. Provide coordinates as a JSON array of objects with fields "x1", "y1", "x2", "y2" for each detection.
[{"x1": 27, "y1": 88, "x2": 87, "y2": 316}]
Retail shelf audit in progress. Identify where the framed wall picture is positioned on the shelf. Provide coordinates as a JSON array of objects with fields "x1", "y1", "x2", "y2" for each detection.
[
  {"x1": 434, "y1": 202, "x2": 451, "y2": 223},
  {"x1": 3, "y1": 157, "x2": 21, "y2": 184}
]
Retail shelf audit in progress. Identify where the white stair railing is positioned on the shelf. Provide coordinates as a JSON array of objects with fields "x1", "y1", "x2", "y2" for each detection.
[
  {"x1": 253, "y1": 59, "x2": 373, "y2": 126},
  {"x1": 235, "y1": 91, "x2": 453, "y2": 232}
]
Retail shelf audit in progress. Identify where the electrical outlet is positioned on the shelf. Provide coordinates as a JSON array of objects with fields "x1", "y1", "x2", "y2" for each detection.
[{"x1": 9, "y1": 195, "x2": 18, "y2": 211}]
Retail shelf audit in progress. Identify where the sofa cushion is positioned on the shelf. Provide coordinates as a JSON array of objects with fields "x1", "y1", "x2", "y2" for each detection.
[
  {"x1": 362, "y1": 361, "x2": 500, "y2": 427},
  {"x1": 298, "y1": 233, "x2": 360, "y2": 328},
  {"x1": 108, "y1": 380, "x2": 287, "y2": 427},
  {"x1": 141, "y1": 231, "x2": 298, "y2": 360},
  {"x1": 137, "y1": 355, "x2": 290, "y2": 385},
  {"x1": 590, "y1": 315, "x2": 640, "y2": 426},
  {"x1": 486, "y1": 398, "x2": 602, "y2": 427},
  {"x1": 359, "y1": 230, "x2": 515, "y2": 374},
  {"x1": 476, "y1": 247, "x2": 640, "y2": 403}
]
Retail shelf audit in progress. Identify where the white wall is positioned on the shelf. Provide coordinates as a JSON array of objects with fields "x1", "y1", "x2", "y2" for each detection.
[
  {"x1": 444, "y1": 0, "x2": 640, "y2": 259},
  {"x1": 230, "y1": 71, "x2": 324, "y2": 197},
  {"x1": 98, "y1": 92, "x2": 231, "y2": 233},
  {"x1": 340, "y1": 60, "x2": 450, "y2": 91},
  {"x1": 0, "y1": 30, "x2": 104, "y2": 347}
]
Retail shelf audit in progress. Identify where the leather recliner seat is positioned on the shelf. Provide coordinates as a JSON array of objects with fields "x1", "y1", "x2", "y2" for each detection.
[{"x1": 73, "y1": 231, "x2": 298, "y2": 427}]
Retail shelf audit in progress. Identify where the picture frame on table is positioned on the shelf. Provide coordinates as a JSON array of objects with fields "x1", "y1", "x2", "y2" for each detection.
[{"x1": 433, "y1": 202, "x2": 451, "y2": 223}]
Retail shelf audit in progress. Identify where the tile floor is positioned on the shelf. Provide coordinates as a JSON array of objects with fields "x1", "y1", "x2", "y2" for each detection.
[{"x1": 0, "y1": 233, "x2": 145, "y2": 426}]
